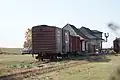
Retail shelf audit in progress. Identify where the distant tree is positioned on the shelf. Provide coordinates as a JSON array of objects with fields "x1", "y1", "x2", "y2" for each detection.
[{"x1": 23, "y1": 28, "x2": 32, "y2": 48}]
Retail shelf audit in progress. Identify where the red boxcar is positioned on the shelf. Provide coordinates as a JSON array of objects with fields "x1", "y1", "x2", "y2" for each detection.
[
  {"x1": 70, "y1": 35, "x2": 81, "y2": 52},
  {"x1": 32, "y1": 25, "x2": 62, "y2": 54}
]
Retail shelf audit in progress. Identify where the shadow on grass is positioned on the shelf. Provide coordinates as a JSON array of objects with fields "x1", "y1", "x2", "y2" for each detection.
[
  {"x1": 65, "y1": 54, "x2": 112, "y2": 62},
  {"x1": 50, "y1": 54, "x2": 112, "y2": 63}
]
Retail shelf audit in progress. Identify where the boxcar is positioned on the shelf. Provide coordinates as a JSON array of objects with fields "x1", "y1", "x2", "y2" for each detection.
[
  {"x1": 32, "y1": 25, "x2": 63, "y2": 60},
  {"x1": 62, "y1": 29, "x2": 70, "y2": 54},
  {"x1": 70, "y1": 35, "x2": 81, "y2": 53},
  {"x1": 113, "y1": 38, "x2": 120, "y2": 53},
  {"x1": 32, "y1": 25, "x2": 70, "y2": 60}
]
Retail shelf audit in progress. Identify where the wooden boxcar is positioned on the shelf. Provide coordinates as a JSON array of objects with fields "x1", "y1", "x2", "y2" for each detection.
[
  {"x1": 69, "y1": 35, "x2": 81, "y2": 53},
  {"x1": 32, "y1": 25, "x2": 70, "y2": 60},
  {"x1": 62, "y1": 29, "x2": 70, "y2": 54}
]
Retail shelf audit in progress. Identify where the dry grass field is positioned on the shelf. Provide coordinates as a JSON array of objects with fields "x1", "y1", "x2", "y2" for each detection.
[
  {"x1": 0, "y1": 55, "x2": 35, "y2": 75},
  {"x1": 0, "y1": 54, "x2": 120, "y2": 80},
  {"x1": 35, "y1": 55, "x2": 120, "y2": 80},
  {"x1": 0, "y1": 48, "x2": 22, "y2": 54}
]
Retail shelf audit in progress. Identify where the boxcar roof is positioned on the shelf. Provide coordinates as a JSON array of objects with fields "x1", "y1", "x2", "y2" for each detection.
[{"x1": 32, "y1": 25, "x2": 61, "y2": 29}]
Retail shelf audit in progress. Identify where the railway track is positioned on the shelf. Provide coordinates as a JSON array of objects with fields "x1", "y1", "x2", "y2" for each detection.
[{"x1": 0, "y1": 61, "x2": 87, "y2": 80}]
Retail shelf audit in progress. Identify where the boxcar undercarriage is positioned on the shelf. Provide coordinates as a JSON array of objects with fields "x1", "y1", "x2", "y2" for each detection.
[{"x1": 33, "y1": 52, "x2": 70, "y2": 61}]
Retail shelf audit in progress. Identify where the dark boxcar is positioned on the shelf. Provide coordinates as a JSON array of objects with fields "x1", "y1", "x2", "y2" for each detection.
[
  {"x1": 113, "y1": 38, "x2": 120, "y2": 53},
  {"x1": 32, "y1": 25, "x2": 62, "y2": 57},
  {"x1": 62, "y1": 29, "x2": 70, "y2": 53},
  {"x1": 70, "y1": 35, "x2": 81, "y2": 52}
]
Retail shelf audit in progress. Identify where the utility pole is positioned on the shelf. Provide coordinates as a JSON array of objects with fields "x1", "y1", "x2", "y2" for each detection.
[{"x1": 104, "y1": 33, "x2": 109, "y2": 42}]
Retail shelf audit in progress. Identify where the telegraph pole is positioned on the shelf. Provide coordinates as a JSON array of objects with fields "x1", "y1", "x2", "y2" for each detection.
[{"x1": 104, "y1": 33, "x2": 109, "y2": 42}]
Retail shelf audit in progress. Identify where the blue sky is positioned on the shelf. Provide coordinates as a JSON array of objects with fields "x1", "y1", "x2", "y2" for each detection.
[{"x1": 0, "y1": 0, "x2": 120, "y2": 48}]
